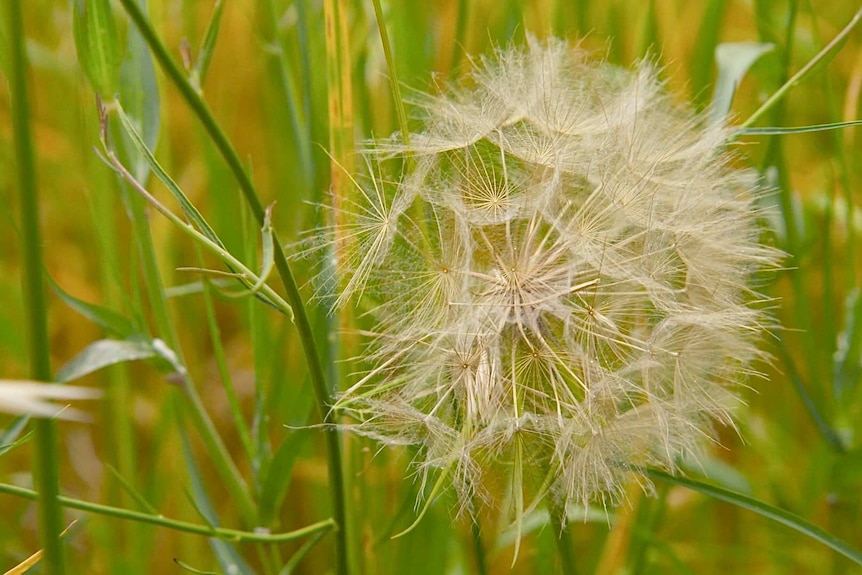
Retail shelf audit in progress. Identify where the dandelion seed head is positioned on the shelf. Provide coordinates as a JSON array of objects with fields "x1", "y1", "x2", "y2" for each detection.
[{"x1": 323, "y1": 37, "x2": 781, "y2": 534}]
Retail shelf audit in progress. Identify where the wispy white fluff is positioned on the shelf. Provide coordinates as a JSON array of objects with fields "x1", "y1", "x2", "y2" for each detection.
[{"x1": 319, "y1": 37, "x2": 780, "y2": 535}]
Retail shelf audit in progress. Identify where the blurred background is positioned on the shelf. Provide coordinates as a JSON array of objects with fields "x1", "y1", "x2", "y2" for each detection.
[{"x1": 1, "y1": 1, "x2": 862, "y2": 573}]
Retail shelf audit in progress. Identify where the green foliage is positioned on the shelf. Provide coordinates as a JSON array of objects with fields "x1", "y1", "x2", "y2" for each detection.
[{"x1": 2, "y1": 1, "x2": 862, "y2": 574}]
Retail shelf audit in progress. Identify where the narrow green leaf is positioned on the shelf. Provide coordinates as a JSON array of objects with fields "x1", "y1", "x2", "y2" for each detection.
[
  {"x1": 635, "y1": 0, "x2": 660, "y2": 60},
  {"x1": 164, "y1": 278, "x2": 235, "y2": 298},
  {"x1": 193, "y1": 0, "x2": 225, "y2": 90},
  {"x1": 647, "y1": 469, "x2": 862, "y2": 566},
  {"x1": 0, "y1": 418, "x2": 32, "y2": 457},
  {"x1": 47, "y1": 274, "x2": 137, "y2": 338},
  {"x1": 833, "y1": 288, "x2": 862, "y2": 403},
  {"x1": 258, "y1": 428, "x2": 311, "y2": 526},
  {"x1": 710, "y1": 41, "x2": 774, "y2": 123},
  {"x1": 72, "y1": 0, "x2": 121, "y2": 95},
  {"x1": 742, "y1": 6, "x2": 862, "y2": 129},
  {"x1": 118, "y1": 0, "x2": 161, "y2": 180},
  {"x1": 278, "y1": 529, "x2": 329, "y2": 575},
  {"x1": 737, "y1": 120, "x2": 862, "y2": 136},
  {"x1": 178, "y1": 424, "x2": 257, "y2": 575},
  {"x1": 689, "y1": 0, "x2": 727, "y2": 107},
  {"x1": 104, "y1": 464, "x2": 159, "y2": 515},
  {"x1": 115, "y1": 103, "x2": 224, "y2": 249},
  {"x1": 55, "y1": 338, "x2": 158, "y2": 383},
  {"x1": 174, "y1": 560, "x2": 220, "y2": 575}
]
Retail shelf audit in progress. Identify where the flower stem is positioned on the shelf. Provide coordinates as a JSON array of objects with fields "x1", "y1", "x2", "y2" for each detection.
[
  {"x1": 470, "y1": 516, "x2": 489, "y2": 575},
  {"x1": 550, "y1": 504, "x2": 578, "y2": 575},
  {"x1": 7, "y1": 1, "x2": 65, "y2": 573},
  {"x1": 115, "y1": 2, "x2": 349, "y2": 573}
]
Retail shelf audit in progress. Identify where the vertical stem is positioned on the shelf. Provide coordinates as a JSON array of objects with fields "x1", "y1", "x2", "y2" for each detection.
[
  {"x1": 471, "y1": 516, "x2": 489, "y2": 575},
  {"x1": 371, "y1": 0, "x2": 409, "y2": 145},
  {"x1": 115, "y1": 2, "x2": 350, "y2": 574},
  {"x1": 550, "y1": 504, "x2": 578, "y2": 575},
  {"x1": 7, "y1": 1, "x2": 66, "y2": 573}
]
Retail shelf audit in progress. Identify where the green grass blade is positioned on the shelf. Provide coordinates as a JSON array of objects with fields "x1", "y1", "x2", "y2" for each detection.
[
  {"x1": 689, "y1": 0, "x2": 727, "y2": 107},
  {"x1": 115, "y1": 103, "x2": 225, "y2": 249},
  {"x1": 710, "y1": 41, "x2": 774, "y2": 124},
  {"x1": 193, "y1": 0, "x2": 225, "y2": 90},
  {"x1": 635, "y1": 0, "x2": 659, "y2": 60},
  {"x1": 72, "y1": 0, "x2": 121, "y2": 95},
  {"x1": 257, "y1": 428, "x2": 311, "y2": 527},
  {"x1": 179, "y1": 422, "x2": 257, "y2": 575},
  {"x1": 741, "y1": 6, "x2": 862, "y2": 129},
  {"x1": 6, "y1": 1, "x2": 66, "y2": 572},
  {"x1": 833, "y1": 289, "x2": 862, "y2": 405},
  {"x1": 737, "y1": 119, "x2": 862, "y2": 135},
  {"x1": 54, "y1": 338, "x2": 167, "y2": 383},
  {"x1": 47, "y1": 274, "x2": 137, "y2": 338},
  {"x1": 371, "y1": 0, "x2": 409, "y2": 144},
  {"x1": 113, "y1": 5, "x2": 349, "y2": 571},
  {"x1": 647, "y1": 470, "x2": 862, "y2": 566}
]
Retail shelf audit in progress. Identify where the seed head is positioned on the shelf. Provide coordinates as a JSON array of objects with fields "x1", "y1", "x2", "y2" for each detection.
[{"x1": 324, "y1": 37, "x2": 779, "y2": 532}]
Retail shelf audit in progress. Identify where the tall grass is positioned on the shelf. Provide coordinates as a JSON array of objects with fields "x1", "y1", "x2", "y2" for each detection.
[{"x1": 1, "y1": 1, "x2": 862, "y2": 574}]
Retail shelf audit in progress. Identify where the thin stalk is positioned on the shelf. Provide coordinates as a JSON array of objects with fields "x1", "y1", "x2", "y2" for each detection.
[
  {"x1": 371, "y1": 0, "x2": 409, "y2": 145},
  {"x1": 115, "y1": 3, "x2": 349, "y2": 574},
  {"x1": 449, "y1": 0, "x2": 469, "y2": 77},
  {"x1": 470, "y1": 516, "x2": 488, "y2": 575},
  {"x1": 197, "y1": 243, "x2": 257, "y2": 462},
  {"x1": 741, "y1": 6, "x2": 862, "y2": 129},
  {"x1": 104, "y1": 139, "x2": 259, "y2": 524},
  {"x1": 549, "y1": 503, "x2": 578, "y2": 575},
  {"x1": 0, "y1": 483, "x2": 335, "y2": 544},
  {"x1": 7, "y1": 1, "x2": 65, "y2": 573}
]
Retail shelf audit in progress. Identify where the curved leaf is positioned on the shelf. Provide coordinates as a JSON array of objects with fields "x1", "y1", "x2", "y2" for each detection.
[
  {"x1": 647, "y1": 469, "x2": 862, "y2": 566},
  {"x1": 710, "y1": 41, "x2": 774, "y2": 123},
  {"x1": 56, "y1": 338, "x2": 158, "y2": 383}
]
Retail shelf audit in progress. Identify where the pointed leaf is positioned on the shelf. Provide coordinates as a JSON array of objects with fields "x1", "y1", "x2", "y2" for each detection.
[
  {"x1": 710, "y1": 41, "x2": 774, "y2": 123},
  {"x1": 179, "y1": 426, "x2": 256, "y2": 575},
  {"x1": 118, "y1": 0, "x2": 161, "y2": 180},
  {"x1": 72, "y1": 0, "x2": 121, "y2": 95},
  {"x1": 55, "y1": 338, "x2": 158, "y2": 383},
  {"x1": 48, "y1": 275, "x2": 137, "y2": 338},
  {"x1": 193, "y1": 0, "x2": 226, "y2": 89},
  {"x1": 833, "y1": 288, "x2": 862, "y2": 403},
  {"x1": 0, "y1": 416, "x2": 31, "y2": 457},
  {"x1": 737, "y1": 120, "x2": 862, "y2": 136},
  {"x1": 115, "y1": 103, "x2": 224, "y2": 250},
  {"x1": 648, "y1": 469, "x2": 862, "y2": 566},
  {"x1": 258, "y1": 428, "x2": 312, "y2": 525}
]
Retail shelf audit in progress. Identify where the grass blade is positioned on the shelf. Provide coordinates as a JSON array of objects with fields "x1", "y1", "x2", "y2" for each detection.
[
  {"x1": 710, "y1": 41, "x2": 774, "y2": 123},
  {"x1": 192, "y1": 0, "x2": 225, "y2": 90},
  {"x1": 647, "y1": 470, "x2": 862, "y2": 566},
  {"x1": 742, "y1": 6, "x2": 862, "y2": 129},
  {"x1": 6, "y1": 1, "x2": 66, "y2": 571},
  {"x1": 72, "y1": 0, "x2": 121, "y2": 95}
]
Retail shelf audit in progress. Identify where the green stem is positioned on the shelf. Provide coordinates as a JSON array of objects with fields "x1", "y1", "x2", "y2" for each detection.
[
  {"x1": 7, "y1": 2, "x2": 66, "y2": 573},
  {"x1": 470, "y1": 516, "x2": 488, "y2": 575},
  {"x1": 371, "y1": 0, "x2": 409, "y2": 146},
  {"x1": 550, "y1": 503, "x2": 577, "y2": 575},
  {"x1": 0, "y1": 483, "x2": 334, "y2": 544},
  {"x1": 115, "y1": 2, "x2": 349, "y2": 573},
  {"x1": 741, "y1": 6, "x2": 862, "y2": 129},
  {"x1": 105, "y1": 142, "x2": 260, "y2": 525},
  {"x1": 646, "y1": 470, "x2": 862, "y2": 567}
]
